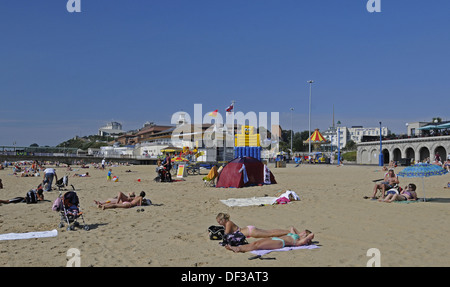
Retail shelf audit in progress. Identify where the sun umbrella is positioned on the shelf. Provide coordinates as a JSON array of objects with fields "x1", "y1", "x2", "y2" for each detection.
[{"x1": 397, "y1": 163, "x2": 448, "y2": 202}]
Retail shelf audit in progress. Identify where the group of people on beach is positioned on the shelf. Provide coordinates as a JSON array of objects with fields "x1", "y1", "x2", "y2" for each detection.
[
  {"x1": 215, "y1": 213, "x2": 314, "y2": 253},
  {"x1": 368, "y1": 168, "x2": 418, "y2": 202}
]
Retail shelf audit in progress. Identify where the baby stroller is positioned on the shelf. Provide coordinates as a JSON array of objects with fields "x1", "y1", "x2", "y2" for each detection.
[
  {"x1": 154, "y1": 166, "x2": 172, "y2": 182},
  {"x1": 55, "y1": 174, "x2": 75, "y2": 191},
  {"x1": 53, "y1": 191, "x2": 89, "y2": 231}
]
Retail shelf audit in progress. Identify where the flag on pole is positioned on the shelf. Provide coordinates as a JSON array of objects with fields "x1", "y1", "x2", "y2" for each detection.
[
  {"x1": 208, "y1": 109, "x2": 218, "y2": 117},
  {"x1": 225, "y1": 104, "x2": 234, "y2": 112}
]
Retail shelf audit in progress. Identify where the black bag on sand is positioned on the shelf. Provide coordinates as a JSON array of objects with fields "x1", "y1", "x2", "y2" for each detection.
[
  {"x1": 208, "y1": 225, "x2": 225, "y2": 240},
  {"x1": 25, "y1": 190, "x2": 38, "y2": 204}
]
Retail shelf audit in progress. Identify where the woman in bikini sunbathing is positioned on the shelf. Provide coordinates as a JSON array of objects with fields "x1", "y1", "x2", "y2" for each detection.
[
  {"x1": 97, "y1": 191, "x2": 145, "y2": 209},
  {"x1": 225, "y1": 227, "x2": 314, "y2": 253},
  {"x1": 216, "y1": 213, "x2": 299, "y2": 239},
  {"x1": 94, "y1": 192, "x2": 136, "y2": 206},
  {"x1": 379, "y1": 183, "x2": 418, "y2": 203}
]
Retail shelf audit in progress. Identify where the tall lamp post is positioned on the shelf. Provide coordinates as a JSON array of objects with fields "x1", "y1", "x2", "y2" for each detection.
[
  {"x1": 379, "y1": 121, "x2": 383, "y2": 166},
  {"x1": 307, "y1": 80, "x2": 314, "y2": 156},
  {"x1": 290, "y1": 107, "x2": 294, "y2": 155},
  {"x1": 337, "y1": 121, "x2": 341, "y2": 166}
]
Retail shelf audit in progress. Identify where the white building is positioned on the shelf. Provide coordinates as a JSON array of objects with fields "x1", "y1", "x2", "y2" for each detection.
[
  {"x1": 348, "y1": 126, "x2": 390, "y2": 143},
  {"x1": 98, "y1": 122, "x2": 123, "y2": 137},
  {"x1": 406, "y1": 122, "x2": 428, "y2": 137},
  {"x1": 323, "y1": 125, "x2": 390, "y2": 149}
]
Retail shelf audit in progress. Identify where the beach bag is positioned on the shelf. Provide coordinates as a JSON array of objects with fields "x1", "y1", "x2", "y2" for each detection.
[
  {"x1": 25, "y1": 190, "x2": 38, "y2": 204},
  {"x1": 208, "y1": 225, "x2": 225, "y2": 240},
  {"x1": 222, "y1": 231, "x2": 248, "y2": 246},
  {"x1": 52, "y1": 197, "x2": 62, "y2": 211}
]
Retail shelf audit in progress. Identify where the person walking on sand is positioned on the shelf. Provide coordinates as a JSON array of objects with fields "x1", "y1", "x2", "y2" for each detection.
[{"x1": 225, "y1": 227, "x2": 314, "y2": 253}]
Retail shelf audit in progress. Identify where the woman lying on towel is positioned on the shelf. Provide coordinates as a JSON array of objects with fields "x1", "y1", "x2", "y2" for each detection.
[
  {"x1": 379, "y1": 183, "x2": 418, "y2": 203},
  {"x1": 225, "y1": 227, "x2": 314, "y2": 253},
  {"x1": 97, "y1": 191, "x2": 147, "y2": 210},
  {"x1": 94, "y1": 191, "x2": 136, "y2": 206},
  {"x1": 216, "y1": 213, "x2": 299, "y2": 239}
]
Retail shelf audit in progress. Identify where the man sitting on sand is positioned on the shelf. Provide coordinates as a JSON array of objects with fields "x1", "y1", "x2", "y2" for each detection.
[
  {"x1": 225, "y1": 227, "x2": 314, "y2": 253},
  {"x1": 97, "y1": 191, "x2": 146, "y2": 210},
  {"x1": 370, "y1": 168, "x2": 399, "y2": 199}
]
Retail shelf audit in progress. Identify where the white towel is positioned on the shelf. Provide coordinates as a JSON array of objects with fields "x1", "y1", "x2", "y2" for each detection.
[
  {"x1": 0, "y1": 229, "x2": 58, "y2": 241},
  {"x1": 220, "y1": 197, "x2": 277, "y2": 207},
  {"x1": 250, "y1": 244, "x2": 319, "y2": 256}
]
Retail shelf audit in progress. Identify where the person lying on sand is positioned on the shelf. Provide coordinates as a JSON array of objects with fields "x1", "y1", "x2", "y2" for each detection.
[
  {"x1": 216, "y1": 213, "x2": 296, "y2": 238},
  {"x1": 97, "y1": 191, "x2": 146, "y2": 210},
  {"x1": 94, "y1": 192, "x2": 136, "y2": 206},
  {"x1": 379, "y1": 183, "x2": 418, "y2": 203},
  {"x1": 225, "y1": 227, "x2": 314, "y2": 253},
  {"x1": 73, "y1": 172, "x2": 90, "y2": 177}
]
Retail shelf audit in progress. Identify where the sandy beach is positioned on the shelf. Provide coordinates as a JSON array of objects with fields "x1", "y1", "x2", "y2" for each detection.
[{"x1": 1, "y1": 162, "x2": 449, "y2": 267}]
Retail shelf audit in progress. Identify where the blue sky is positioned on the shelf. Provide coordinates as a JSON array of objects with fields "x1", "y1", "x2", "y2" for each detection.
[{"x1": 1, "y1": 0, "x2": 449, "y2": 146}]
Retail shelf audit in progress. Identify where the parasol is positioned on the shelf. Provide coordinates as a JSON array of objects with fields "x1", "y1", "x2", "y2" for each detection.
[{"x1": 397, "y1": 163, "x2": 448, "y2": 202}]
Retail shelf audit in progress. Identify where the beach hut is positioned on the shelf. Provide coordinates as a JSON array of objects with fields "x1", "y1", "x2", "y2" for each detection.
[{"x1": 216, "y1": 157, "x2": 276, "y2": 188}]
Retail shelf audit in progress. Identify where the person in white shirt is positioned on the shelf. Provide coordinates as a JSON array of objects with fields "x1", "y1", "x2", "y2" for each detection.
[{"x1": 43, "y1": 167, "x2": 58, "y2": 191}]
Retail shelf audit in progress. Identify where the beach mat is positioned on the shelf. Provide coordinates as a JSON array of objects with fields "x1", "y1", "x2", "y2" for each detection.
[
  {"x1": 0, "y1": 229, "x2": 58, "y2": 241},
  {"x1": 220, "y1": 197, "x2": 277, "y2": 207},
  {"x1": 250, "y1": 244, "x2": 319, "y2": 256}
]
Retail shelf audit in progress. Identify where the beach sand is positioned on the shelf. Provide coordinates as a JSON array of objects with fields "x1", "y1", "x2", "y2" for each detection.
[{"x1": 1, "y1": 163, "x2": 449, "y2": 267}]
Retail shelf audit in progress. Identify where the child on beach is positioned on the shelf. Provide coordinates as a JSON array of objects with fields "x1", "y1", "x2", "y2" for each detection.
[{"x1": 107, "y1": 169, "x2": 112, "y2": 181}]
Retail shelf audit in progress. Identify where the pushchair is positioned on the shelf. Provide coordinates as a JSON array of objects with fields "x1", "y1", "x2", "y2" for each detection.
[
  {"x1": 154, "y1": 166, "x2": 172, "y2": 182},
  {"x1": 55, "y1": 174, "x2": 75, "y2": 191},
  {"x1": 53, "y1": 191, "x2": 89, "y2": 231}
]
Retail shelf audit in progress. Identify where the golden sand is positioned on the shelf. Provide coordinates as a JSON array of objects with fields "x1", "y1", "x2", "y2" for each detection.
[{"x1": 0, "y1": 163, "x2": 449, "y2": 267}]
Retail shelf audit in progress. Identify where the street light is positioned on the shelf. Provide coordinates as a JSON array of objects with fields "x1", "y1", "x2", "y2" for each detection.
[
  {"x1": 379, "y1": 121, "x2": 383, "y2": 166},
  {"x1": 337, "y1": 121, "x2": 341, "y2": 166},
  {"x1": 290, "y1": 107, "x2": 294, "y2": 155},
  {"x1": 307, "y1": 80, "x2": 314, "y2": 156}
]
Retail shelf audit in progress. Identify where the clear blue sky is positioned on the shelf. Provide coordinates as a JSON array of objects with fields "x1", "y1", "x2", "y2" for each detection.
[{"x1": 1, "y1": 1, "x2": 449, "y2": 147}]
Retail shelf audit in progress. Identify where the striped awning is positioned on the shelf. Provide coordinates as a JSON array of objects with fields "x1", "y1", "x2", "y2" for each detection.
[{"x1": 304, "y1": 129, "x2": 328, "y2": 143}]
